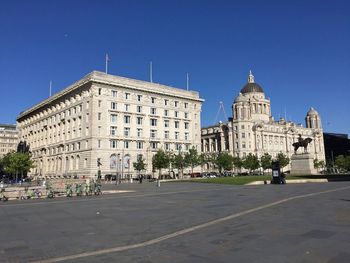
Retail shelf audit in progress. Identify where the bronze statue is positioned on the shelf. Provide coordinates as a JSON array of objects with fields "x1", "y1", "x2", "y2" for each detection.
[{"x1": 292, "y1": 135, "x2": 312, "y2": 154}]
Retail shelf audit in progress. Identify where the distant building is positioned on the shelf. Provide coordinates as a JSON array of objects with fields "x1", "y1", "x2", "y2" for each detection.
[
  {"x1": 0, "y1": 124, "x2": 18, "y2": 157},
  {"x1": 17, "y1": 71, "x2": 203, "y2": 179},
  {"x1": 323, "y1": 133, "x2": 350, "y2": 164},
  {"x1": 201, "y1": 71, "x2": 325, "y2": 171}
]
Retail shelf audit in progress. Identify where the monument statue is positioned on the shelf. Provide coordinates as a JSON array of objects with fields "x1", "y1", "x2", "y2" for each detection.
[{"x1": 292, "y1": 134, "x2": 312, "y2": 154}]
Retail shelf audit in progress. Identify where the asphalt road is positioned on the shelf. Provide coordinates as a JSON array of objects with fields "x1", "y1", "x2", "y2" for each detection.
[{"x1": 0, "y1": 181, "x2": 349, "y2": 263}]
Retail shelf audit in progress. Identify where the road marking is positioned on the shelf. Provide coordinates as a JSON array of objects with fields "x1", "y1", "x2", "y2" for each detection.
[{"x1": 30, "y1": 185, "x2": 350, "y2": 263}]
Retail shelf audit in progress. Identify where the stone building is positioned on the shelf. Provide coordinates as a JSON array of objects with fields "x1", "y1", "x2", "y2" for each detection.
[
  {"x1": 17, "y1": 71, "x2": 203, "y2": 179},
  {"x1": 0, "y1": 124, "x2": 18, "y2": 157},
  {"x1": 201, "y1": 71, "x2": 325, "y2": 171}
]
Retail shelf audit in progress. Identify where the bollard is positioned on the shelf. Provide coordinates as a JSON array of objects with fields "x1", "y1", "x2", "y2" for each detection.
[{"x1": 157, "y1": 180, "x2": 160, "y2": 187}]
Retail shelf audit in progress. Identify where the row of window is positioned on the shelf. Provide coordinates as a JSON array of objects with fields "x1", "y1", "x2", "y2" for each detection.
[
  {"x1": 111, "y1": 127, "x2": 189, "y2": 140},
  {"x1": 110, "y1": 140, "x2": 190, "y2": 151},
  {"x1": 110, "y1": 90, "x2": 191, "y2": 109},
  {"x1": 109, "y1": 115, "x2": 190, "y2": 129},
  {"x1": 110, "y1": 102, "x2": 190, "y2": 118}
]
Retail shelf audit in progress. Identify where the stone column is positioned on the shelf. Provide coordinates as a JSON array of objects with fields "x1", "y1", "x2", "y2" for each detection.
[
  {"x1": 228, "y1": 128, "x2": 233, "y2": 153},
  {"x1": 220, "y1": 132, "x2": 225, "y2": 152}
]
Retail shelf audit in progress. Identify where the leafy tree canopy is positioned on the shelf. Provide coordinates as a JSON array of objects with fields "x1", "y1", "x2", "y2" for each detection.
[
  {"x1": 184, "y1": 147, "x2": 201, "y2": 173},
  {"x1": 152, "y1": 150, "x2": 170, "y2": 172},
  {"x1": 232, "y1": 156, "x2": 243, "y2": 169},
  {"x1": 260, "y1": 153, "x2": 272, "y2": 171},
  {"x1": 214, "y1": 152, "x2": 234, "y2": 173},
  {"x1": 242, "y1": 153, "x2": 260, "y2": 173},
  {"x1": 133, "y1": 155, "x2": 146, "y2": 173},
  {"x1": 276, "y1": 152, "x2": 290, "y2": 169},
  {"x1": 3, "y1": 152, "x2": 34, "y2": 177},
  {"x1": 335, "y1": 155, "x2": 350, "y2": 171}
]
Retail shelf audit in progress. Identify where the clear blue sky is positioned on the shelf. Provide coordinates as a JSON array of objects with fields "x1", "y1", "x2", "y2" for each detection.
[{"x1": 1, "y1": 0, "x2": 349, "y2": 135}]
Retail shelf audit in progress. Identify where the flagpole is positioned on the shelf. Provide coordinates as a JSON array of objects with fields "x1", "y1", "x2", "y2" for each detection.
[
  {"x1": 150, "y1": 61, "x2": 153, "y2": 83},
  {"x1": 186, "y1": 73, "x2": 189, "y2": 91},
  {"x1": 49, "y1": 81, "x2": 52, "y2": 97},
  {"x1": 105, "y1": 54, "x2": 109, "y2": 74}
]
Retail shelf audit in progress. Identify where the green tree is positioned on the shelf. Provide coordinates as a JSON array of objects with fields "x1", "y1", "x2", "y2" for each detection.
[
  {"x1": 232, "y1": 156, "x2": 243, "y2": 173},
  {"x1": 260, "y1": 153, "x2": 272, "y2": 174},
  {"x1": 3, "y1": 152, "x2": 34, "y2": 181},
  {"x1": 335, "y1": 155, "x2": 350, "y2": 171},
  {"x1": 172, "y1": 153, "x2": 186, "y2": 178},
  {"x1": 214, "y1": 152, "x2": 233, "y2": 173},
  {"x1": 313, "y1": 159, "x2": 325, "y2": 171},
  {"x1": 242, "y1": 153, "x2": 260, "y2": 174},
  {"x1": 152, "y1": 150, "x2": 170, "y2": 179},
  {"x1": 276, "y1": 152, "x2": 290, "y2": 171},
  {"x1": 184, "y1": 147, "x2": 201, "y2": 175},
  {"x1": 133, "y1": 155, "x2": 146, "y2": 177},
  {"x1": 199, "y1": 153, "x2": 215, "y2": 172}
]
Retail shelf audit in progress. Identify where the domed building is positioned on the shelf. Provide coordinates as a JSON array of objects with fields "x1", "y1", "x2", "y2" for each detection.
[{"x1": 201, "y1": 71, "x2": 325, "y2": 171}]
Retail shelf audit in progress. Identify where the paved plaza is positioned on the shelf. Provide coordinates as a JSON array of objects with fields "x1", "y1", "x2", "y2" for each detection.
[{"x1": 0, "y1": 181, "x2": 350, "y2": 263}]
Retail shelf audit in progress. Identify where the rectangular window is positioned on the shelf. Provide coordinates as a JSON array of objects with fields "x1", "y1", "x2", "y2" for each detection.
[
  {"x1": 110, "y1": 114, "x2": 117, "y2": 123},
  {"x1": 110, "y1": 140, "x2": 117, "y2": 148},
  {"x1": 150, "y1": 118, "x2": 157, "y2": 126},
  {"x1": 175, "y1": 101, "x2": 179, "y2": 107},
  {"x1": 150, "y1": 108, "x2": 156, "y2": 115},
  {"x1": 165, "y1": 143, "x2": 170, "y2": 151},
  {"x1": 98, "y1": 112, "x2": 102, "y2": 120},
  {"x1": 110, "y1": 126, "x2": 117, "y2": 136},
  {"x1": 184, "y1": 103, "x2": 188, "y2": 109},
  {"x1": 151, "y1": 142, "x2": 157, "y2": 149},
  {"x1": 125, "y1": 93, "x2": 130, "y2": 99},
  {"x1": 175, "y1": 111, "x2": 179, "y2": 118},
  {"x1": 164, "y1": 99, "x2": 168, "y2": 106},
  {"x1": 111, "y1": 102, "x2": 117, "y2": 110},
  {"x1": 137, "y1": 128, "x2": 142, "y2": 138},
  {"x1": 242, "y1": 143, "x2": 246, "y2": 148},
  {"x1": 137, "y1": 106, "x2": 142, "y2": 113},
  {"x1": 184, "y1": 112, "x2": 188, "y2": 119},
  {"x1": 137, "y1": 95, "x2": 142, "y2": 101},
  {"x1": 124, "y1": 127, "x2": 130, "y2": 137},
  {"x1": 137, "y1": 117, "x2": 143, "y2": 125},
  {"x1": 150, "y1": 129, "x2": 157, "y2": 139},
  {"x1": 175, "y1": 132, "x2": 179, "y2": 140},
  {"x1": 124, "y1": 104, "x2": 130, "y2": 111},
  {"x1": 164, "y1": 131, "x2": 169, "y2": 139},
  {"x1": 111, "y1": 90, "x2": 117, "y2": 97},
  {"x1": 124, "y1": 115, "x2": 131, "y2": 124},
  {"x1": 175, "y1": 121, "x2": 179, "y2": 129},
  {"x1": 185, "y1": 132, "x2": 189, "y2": 140},
  {"x1": 164, "y1": 120, "x2": 169, "y2": 128},
  {"x1": 164, "y1": 109, "x2": 168, "y2": 116},
  {"x1": 98, "y1": 140, "x2": 101, "y2": 148},
  {"x1": 98, "y1": 100, "x2": 102, "y2": 107},
  {"x1": 176, "y1": 143, "x2": 181, "y2": 151},
  {"x1": 137, "y1": 141, "x2": 143, "y2": 149},
  {"x1": 184, "y1": 122, "x2": 189, "y2": 129},
  {"x1": 124, "y1": 141, "x2": 129, "y2": 149},
  {"x1": 242, "y1": 133, "x2": 245, "y2": 138},
  {"x1": 151, "y1": 97, "x2": 156, "y2": 104}
]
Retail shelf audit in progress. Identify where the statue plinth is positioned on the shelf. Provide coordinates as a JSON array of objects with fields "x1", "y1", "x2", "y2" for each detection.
[{"x1": 291, "y1": 153, "x2": 317, "y2": 175}]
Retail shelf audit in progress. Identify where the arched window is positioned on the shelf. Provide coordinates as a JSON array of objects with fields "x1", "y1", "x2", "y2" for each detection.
[
  {"x1": 76, "y1": 155, "x2": 80, "y2": 170},
  {"x1": 110, "y1": 154, "x2": 117, "y2": 169}
]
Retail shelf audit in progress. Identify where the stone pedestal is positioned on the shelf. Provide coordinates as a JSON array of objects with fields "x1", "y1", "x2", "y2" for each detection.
[{"x1": 291, "y1": 153, "x2": 317, "y2": 175}]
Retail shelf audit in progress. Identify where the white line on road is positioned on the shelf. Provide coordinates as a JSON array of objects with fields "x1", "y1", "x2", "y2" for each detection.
[{"x1": 30, "y1": 185, "x2": 350, "y2": 263}]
